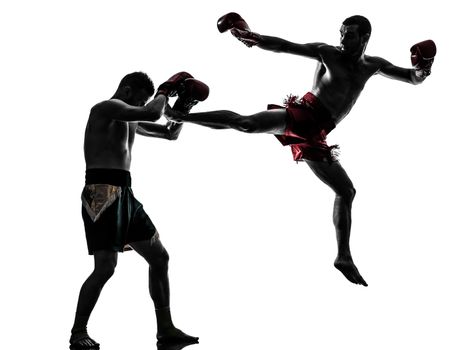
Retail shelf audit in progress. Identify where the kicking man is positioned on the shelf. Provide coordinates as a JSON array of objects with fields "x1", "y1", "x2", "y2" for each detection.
[{"x1": 167, "y1": 13, "x2": 436, "y2": 287}]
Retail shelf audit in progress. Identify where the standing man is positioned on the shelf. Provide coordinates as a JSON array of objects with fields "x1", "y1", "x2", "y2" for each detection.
[
  {"x1": 167, "y1": 14, "x2": 436, "y2": 287},
  {"x1": 70, "y1": 71, "x2": 209, "y2": 349}
]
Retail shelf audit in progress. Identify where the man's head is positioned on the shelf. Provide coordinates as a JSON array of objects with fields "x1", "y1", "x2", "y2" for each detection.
[
  {"x1": 340, "y1": 15, "x2": 372, "y2": 55},
  {"x1": 114, "y1": 72, "x2": 155, "y2": 106}
]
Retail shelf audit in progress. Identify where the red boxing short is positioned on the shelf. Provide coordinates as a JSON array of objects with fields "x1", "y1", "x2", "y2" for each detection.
[{"x1": 268, "y1": 92, "x2": 338, "y2": 162}]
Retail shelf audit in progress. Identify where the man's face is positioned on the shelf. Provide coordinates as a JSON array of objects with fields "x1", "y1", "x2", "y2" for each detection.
[
  {"x1": 128, "y1": 88, "x2": 151, "y2": 107},
  {"x1": 339, "y1": 25, "x2": 363, "y2": 54}
]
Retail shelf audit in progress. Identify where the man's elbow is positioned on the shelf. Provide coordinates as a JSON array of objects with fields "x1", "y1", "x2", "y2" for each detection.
[
  {"x1": 166, "y1": 131, "x2": 180, "y2": 141},
  {"x1": 409, "y1": 70, "x2": 429, "y2": 85},
  {"x1": 409, "y1": 74, "x2": 424, "y2": 85}
]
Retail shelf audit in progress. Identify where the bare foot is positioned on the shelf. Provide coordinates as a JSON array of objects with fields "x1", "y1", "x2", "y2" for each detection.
[
  {"x1": 157, "y1": 327, "x2": 199, "y2": 344},
  {"x1": 69, "y1": 330, "x2": 100, "y2": 349},
  {"x1": 157, "y1": 338, "x2": 199, "y2": 350},
  {"x1": 334, "y1": 257, "x2": 368, "y2": 287}
]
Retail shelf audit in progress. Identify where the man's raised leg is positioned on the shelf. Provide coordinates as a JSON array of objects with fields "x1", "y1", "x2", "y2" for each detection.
[
  {"x1": 175, "y1": 109, "x2": 288, "y2": 134},
  {"x1": 306, "y1": 160, "x2": 367, "y2": 287},
  {"x1": 130, "y1": 235, "x2": 198, "y2": 344},
  {"x1": 70, "y1": 250, "x2": 118, "y2": 349}
]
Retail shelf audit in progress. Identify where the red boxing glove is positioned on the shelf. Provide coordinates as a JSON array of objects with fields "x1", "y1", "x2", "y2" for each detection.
[
  {"x1": 217, "y1": 12, "x2": 251, "y2": 33},
  {"x1": 173, "y1": 78, "x2": 210, "y2": 113},
  {"x1": 217, "y1": 12, "x2": 260, "y2": 47},
  {"x1": 410, "y1": 40, "x2": 437, "y2": 71},
  {"x1": 157, "y1": 71, "x2": 194, "y2": 97}
]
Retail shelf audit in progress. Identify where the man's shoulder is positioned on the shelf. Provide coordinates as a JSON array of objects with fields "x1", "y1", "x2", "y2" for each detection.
[
  {"x1": 298, "y1": 43, "x2": 338, "y2": 61},
  {"x1": 317, "y1": 44, "x2": 341, "y2": 58},
  {"x1": 364, "y1": 54, "x2": 387, "y2": 65},
  {"x1": 307, "y1": 42, "x2": 336, "y2": 51},
  {"x1": 91, "y1": 98, "x2": 124, "y2": 112},
  {"x1": 90, "y1": 99, "x2": 125, "y2": 119}
]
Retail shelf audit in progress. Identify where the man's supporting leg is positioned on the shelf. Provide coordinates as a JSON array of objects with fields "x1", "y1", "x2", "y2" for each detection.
[
  {"x1": 130, "y1": 236, "x2": 198, "y2": 344},
  {"x1": 70, "y1": 250, "x2": 118, "y2": 348},
  {"x1": 178, "y1": 109, "x2": 288, "y2": 134},
  {"x1": 306, "y1": 160, "x2": 367, "y2": 286}
]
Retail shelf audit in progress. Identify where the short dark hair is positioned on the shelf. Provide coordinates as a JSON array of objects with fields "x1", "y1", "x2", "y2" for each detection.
[
  {"x1": 343, "y1": 15, "x2": 372, "y2": 37},
  {"x1": 118, "y1": 72, "x2": 155, "y2": 96}
]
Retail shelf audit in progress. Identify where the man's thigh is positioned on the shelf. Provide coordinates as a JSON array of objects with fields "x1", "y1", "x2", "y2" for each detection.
[
  {"x1": 305, "y1": 160, "x2": 354, "y2": 194},
  {"x1": 249, "y1": 109, "x2": 288, "y2": 134},
  {"x1": 129, "y1": 234, "x2": 167, "y2": 263}
]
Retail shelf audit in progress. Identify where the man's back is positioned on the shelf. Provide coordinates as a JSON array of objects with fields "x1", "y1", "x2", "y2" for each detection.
[{"x1": 84, "y1": 100, "x2": 137, "y2": 171}]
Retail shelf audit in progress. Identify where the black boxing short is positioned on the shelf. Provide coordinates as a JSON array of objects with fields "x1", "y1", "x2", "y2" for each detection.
[{"x1": 81, "y1": 168, "x2": 158, "y2": 255}]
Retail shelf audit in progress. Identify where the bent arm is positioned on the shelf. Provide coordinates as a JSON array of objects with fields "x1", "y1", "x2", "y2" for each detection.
[
  {"x1": 256, "y1": 34, "x2": 326, "y2": 59},
  {"x1": 94, "y1": 94, "x2": 167, "y2": 122},
  {"x1": 376, "y1": 57, "x2": 427, "y2": 85},
  {"x1": 136, "y1": 121, "x2": 183, "y2": 140}
]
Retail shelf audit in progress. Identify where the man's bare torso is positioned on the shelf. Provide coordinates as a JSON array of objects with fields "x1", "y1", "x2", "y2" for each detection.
[
  {"x1": 312, "y1": 45, "x2": 381, "y2": 124},
  {"x1": 84, "y1": 103, "x2": 137, "y2": 171}
]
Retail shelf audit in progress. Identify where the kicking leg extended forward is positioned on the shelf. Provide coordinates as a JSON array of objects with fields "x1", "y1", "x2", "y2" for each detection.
[
  {"x1": 306, "y1": 160, "x2": 367, "y2": 287},
  {"x1": 172, "y1": 108, "x2": 288, "y2": 134}
]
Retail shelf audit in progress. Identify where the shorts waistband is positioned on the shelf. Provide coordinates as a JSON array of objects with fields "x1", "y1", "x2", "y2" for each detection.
[
  {"x1": 85, "y1": 168, "x2": 131, "y2": 187},
  {"x1": 301, "y1": 92, "x2": 332, "y2": 117},
  {"x1": 284, "y1": 92, "x2": 336, "y2": 133}
]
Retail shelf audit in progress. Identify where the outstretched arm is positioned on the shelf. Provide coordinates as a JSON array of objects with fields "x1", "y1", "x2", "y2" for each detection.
[
  {"x1": 136, "y1": 120, "x2": 183, "y2": 140},
  {"x1": 218, "y1": 12, "x2": 326, "y2": 59},
  {"x1": 231, "y1": 27, "x2": 326, "y2": 59},
  {"x1": 375, "y1": 40, "x2": 436, "y2": 85},
  {"x1": 375, "y1": 57, "x2": 429, "y2": 85},
  {"x1": 255, "y1": 34, "x2": 326, "y2": 59}
]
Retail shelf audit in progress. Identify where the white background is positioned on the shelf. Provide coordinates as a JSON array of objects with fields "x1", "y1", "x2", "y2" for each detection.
[{"x1": 1, "y1": 0, "x2": 466, "y2": 349}]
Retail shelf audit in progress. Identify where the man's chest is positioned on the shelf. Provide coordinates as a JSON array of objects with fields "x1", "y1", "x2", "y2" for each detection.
[{"x1": 108, "y1": 121, "x2": 137, "y2": 146}]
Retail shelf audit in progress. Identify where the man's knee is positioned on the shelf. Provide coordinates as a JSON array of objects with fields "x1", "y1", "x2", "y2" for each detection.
[
  {"x1": 337, "y1": 186, "x2": 356, "y2": 202},
  {"x1": 350, "y1": 187, "x2": 356, "y2": 199},
  {"x1": 149, "y1": 248, "x2": 169, "y2": 269},
  {"x1": 93, "y1": 253, "x2": 117, "y2": 281},
  {"x1": 93, "y1": 261, "x2": 116, "y2": 281},
  {"x1": 237, "y1": 116, "x2": 259, "y2": 133}
]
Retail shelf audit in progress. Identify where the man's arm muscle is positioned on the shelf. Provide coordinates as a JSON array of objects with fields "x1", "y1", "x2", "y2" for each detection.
[
  {"x1": 93, "y1": 94, "x2": 167, "y2": 122},
  {"x1": 136, "y1": 121, "x2": 183, "y2": 140},
  {"x1": 374, "y1": 57, "x2": 425, "y2": 85},
  {"x1": 257, "y1": 35, "x2": 326, "y2": 59}
]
